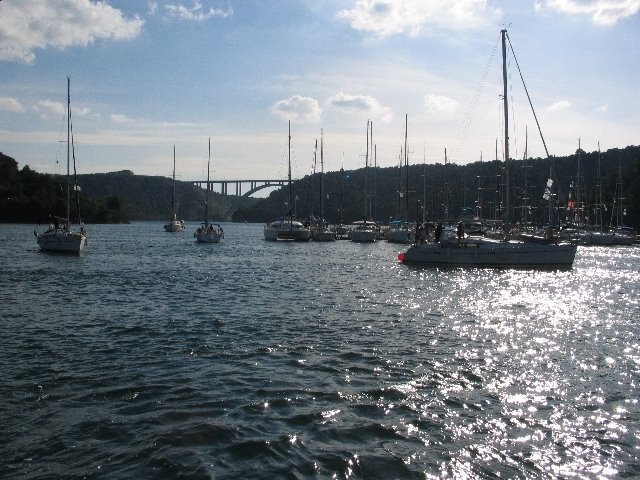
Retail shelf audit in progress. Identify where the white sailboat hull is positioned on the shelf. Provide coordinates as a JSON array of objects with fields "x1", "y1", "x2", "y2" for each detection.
[
  {"x1": 264, "y1": 219, "x2": 311, "y2": 241},
  {"x1": 164, "y1": 220, "x2": 185, "y2": 232},
  {"x1": 351, "y1": 228, "x2": 377, "y2": 243},
  {"x1": 36, "y1": 229, "x2": 87, "y2": 253},
  {"x1": 195, "y1": 225, "x2": 223, "y2": 243},
  {"x1": 386, "y1": 228, "x2": 412, "y2": 244},
  {"x1": 195, "y1": 233, "x2": 221, "y2": 243},
  {"x1": 311, "y1": 228, "x2": 336, "y2": 242},
  {"x1": 400, "y1": 237, "x2": 577, "y2": 267}
]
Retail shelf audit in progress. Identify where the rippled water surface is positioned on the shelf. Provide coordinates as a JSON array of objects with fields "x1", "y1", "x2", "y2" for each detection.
[{"x1": 1, "y1": 222, "x2": 639, "y2": 479}]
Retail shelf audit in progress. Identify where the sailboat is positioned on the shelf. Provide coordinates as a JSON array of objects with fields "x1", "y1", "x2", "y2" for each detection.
[
  {"x1": 351, "y1": 120, "x2": 378, "y2": 243},
  {"x1": 194, "y1": 138, "x2": 223, "y2": 243},
  {"x1": 311, "y1": 130, "x2": 336, "y2": 241},
  {"x1": 163, "y1": 146, "x2": 185, "y2": 232},
  {"x1": 399, "y1": 29, "x2": 576, "y2": 267},
  {"x1": 386, "y1": 114, "x2": 412, "y2": 244},
  {"x1": 35, "y1": 77, "x2": 87, "y2": 253},
  {"x1": 264, "y1": 121, "x2": 311, "y2": 241}
]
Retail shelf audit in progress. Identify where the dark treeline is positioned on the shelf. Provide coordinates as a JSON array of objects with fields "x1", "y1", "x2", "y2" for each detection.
[
  {"x1": 3, "y1": 146, "x2": 639, "y2": 228},
  {"x1": 232, "y1": 145, "x2": 640, "y2": 229},
  {"x1": 75, "y1": 170, "x2": 256, "y2": 221},
  {"x1": 1, "y1": 153, "x2": 128, "y2": 224},
  {"x1": 0, "y1": 152, "x2": 256, "y2": 224}
]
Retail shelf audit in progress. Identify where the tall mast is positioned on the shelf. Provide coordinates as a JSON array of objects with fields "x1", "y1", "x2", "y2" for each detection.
[
  {"x1": 320, "y1": 129, "x2": 324, "y2": 222},
  {"x1": 288, "y1": 120, "x2": 292, "y2": 221},
  {"x1": 404, "y1": 114, "x2": 409, "y2": 223},
  {"x1": 66, "y1": 76, "x2": 71, "y2": 223},
  {"x1": 364, "y1": 120, "x2": 369, "y2": 221},
  {"x1": 340, "y1": 154, "x2": 344, "y2": 225},
  {"x1": 501, "y1": 29, "x2": 510, "y2": 223},
  {"x1": 445, "y1": 147, "x2": 450, "y2": 224},
  {"x1": 205, "y1": 138, "x2": 210, "y2": 226},
  {"x1": 597, "y1": 142, "x2": 602, "y2": 230},
  {"x1": 172, "y1": 145, "x2": 176, "y2": 219}
]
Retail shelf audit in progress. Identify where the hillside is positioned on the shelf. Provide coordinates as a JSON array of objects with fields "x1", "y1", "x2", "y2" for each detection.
[
  {"x1": 233, "y1": 145, "x2": 640, "y2": 229},
  {"x1": 76, "y1": 170, "x2": 256, "y2": 222},
  {"x1": 2, "y1": 145, "x2": 639, "y2": 228}
]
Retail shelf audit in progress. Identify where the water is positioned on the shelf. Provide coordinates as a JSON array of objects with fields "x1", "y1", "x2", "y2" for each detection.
[{"x1": 1, "y1": 222, "x2": 639, "y2": 479}]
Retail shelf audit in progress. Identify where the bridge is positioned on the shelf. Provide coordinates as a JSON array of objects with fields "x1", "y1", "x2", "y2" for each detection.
[{"x1": 189, "y1": 179, "x2": 288, "y2": 197}]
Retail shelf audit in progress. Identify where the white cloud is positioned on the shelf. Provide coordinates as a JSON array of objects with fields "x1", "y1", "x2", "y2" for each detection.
[
  {"x1": 0, "y1": 96, "x2": 24, "y2": 113},
  {"x1": 337, "y1": 0, "x2": 499, "y2": 37},
  {"x1": 34, "y1": 100, "x2": 66, "y2": 117},
  {"x1": 596, "y1": 104, "x2": 609, "y2": 113},
  {"x1": 424, "y1": 94, "x2": 459, "y2": 115},
  {"x1": 111, "y1": 113, "x2": 132, "y2": 123},
  {"x1": 165, "y1": 1, "x2": 233, "y2": 21},
  {"x1": 543, "y1": 0, "x2": 640, "y2": 26},
  {"x1": 0, "y1": 0, "x2": 144, "y2": 63},
  {"x1": 271, "y1": 95, "x2": 322, "y2": 123},
  {"x1": 548, "y1": 100, "x2": 572, "y2": 111},
  {"x1": 326, "y1": 92, "x2": 393, "y2": 123}
]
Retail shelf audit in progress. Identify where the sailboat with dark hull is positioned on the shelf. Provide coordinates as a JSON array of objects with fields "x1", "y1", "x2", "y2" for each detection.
[
  {"x1": 400, "y1": 29, "x2": 576, "y2": 267},
  {"x1": 35, "y1": 77, "x2": 87, "y2": 254},
  {"x1": 311, "y1": 130, "x2": 336, "y2": 241},
  {"x1": 386, "y1": 114, "x2": 412, "y2": 244},
  {"x1": 164, "y1": 146, "x2": 185, "y2": 232},
  {"x1": 351, "y1": 120, "x2": 378, "y2": 243},
  {"x1": 195, "y1": 138, "x2": 223, "y2": 243},
  {"x1": 264, "y1": 121, "x2": 311, "y2": 241}
]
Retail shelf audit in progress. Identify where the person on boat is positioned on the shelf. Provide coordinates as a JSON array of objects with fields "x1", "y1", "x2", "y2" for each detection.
[
  {"x1": 434, "y1": 223, "x2": 443, "y2": 243},
  {"x1": 457, "y1": 222, "x2": 464, "y2": 243},
  {"x1": 416, "y1": 223, "x2": 425, "y2": 244}
]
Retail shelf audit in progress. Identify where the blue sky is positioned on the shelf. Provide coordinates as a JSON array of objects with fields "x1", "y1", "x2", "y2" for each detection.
[{"x1": 1, "y1": 0, "x2": 639, "y2": 184}]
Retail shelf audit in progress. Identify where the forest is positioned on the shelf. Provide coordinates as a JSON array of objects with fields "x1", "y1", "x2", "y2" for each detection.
[
  {"x1": 2, "y1": 146, "x2": 639, "y2": 229},
  {"x1": 232, "y1": 145, "x2": 640, "y2": 229}
]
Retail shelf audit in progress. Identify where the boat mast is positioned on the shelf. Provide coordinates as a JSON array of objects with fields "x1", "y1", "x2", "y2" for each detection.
[
  {"x1": 501, "y1": 29, "x2": 510, "y2": 223},
  {"x1": 320, "y1": 129, "x2": 324, "y2": 222},
  {"x1": 288, "y1": 120, "x2": 292, "y2": 221},
  {"x1": 66, "y1": 76, "x2": 71, "y2": 225},
  {"x1": 205, "y1": 138, "x2": 210, "y2": 227},
  {"x1": 172, "y1": 145, "x2": 176, "y2": 219},
  {"x1": 340, "y1": 154, "x2": 344, "y2": 225},
  {"x1": 364, "y1": 120, "x2": 369, "y2": 222},
  {"x1": 404, "y1": 114, "x2": 409, "y2": 224},
  {"x1": 596, "y1": 142, "x2": 603, "y2": 230}
]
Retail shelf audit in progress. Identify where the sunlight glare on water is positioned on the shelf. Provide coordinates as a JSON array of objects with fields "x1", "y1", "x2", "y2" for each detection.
[{"x1": 1, "y1": 223, "x2": 639, "y2": 478}]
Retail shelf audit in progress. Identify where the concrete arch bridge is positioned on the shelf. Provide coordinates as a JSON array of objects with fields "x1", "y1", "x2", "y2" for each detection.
[{"x1": 189, "y1": 179, "x2": 287, "y2": 197}]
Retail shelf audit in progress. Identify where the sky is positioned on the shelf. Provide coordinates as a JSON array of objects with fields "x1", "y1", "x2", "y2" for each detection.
[{"x1": 1, "y1": 0, "x2": 639, "y2": 186}]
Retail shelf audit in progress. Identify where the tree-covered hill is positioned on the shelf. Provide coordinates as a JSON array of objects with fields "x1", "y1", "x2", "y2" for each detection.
[
  {"x1": 0, "y1": 151, "x2": 257, "y2": 224},
  {"x1": 3, "y1": 145, "x2": 639, "y2": 228},
  {"x1": 232, "y1": 145, "x2": 640, "y2": 229},
  {"x1": 1, "y1": 152, "x2": 128, "y2": 224},
  {"x1": 75, "y1": 170, "x2": 256, "y2": 221}
]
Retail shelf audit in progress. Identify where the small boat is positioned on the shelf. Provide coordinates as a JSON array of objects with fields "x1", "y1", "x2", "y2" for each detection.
[
  {"x1": 35, "y1": 77, "x2": 87, "y2": 254},
  {"x1": 350, "y1": 220, "x2": 378, "y2": 243},
  {"x1": 264, "y1": 121, "x2": 311, "y2": 241},
  {"x1": 399, "y1": 29, "x2": 578, "y2": 268},
  {"x1": 164, "y1": 146, "x2": 185, "y2": 232},
  {"x1": 387, "y1": 115, "x2": 413, "y2": 245},
  {"x1": 399, "y1": 230, "x2": 577, "y2": 267},
  {"x1": 195, "y1": 138, "x2": 223, "y2": 243},
  {"x1": 385, "y1": 222, "x2": 412, "y2": 244},
  {"x1": 351, "y1": 120, "x2": 377, "y2": 243},
  {"x1": 264, "y1": 217, "x2": 311, "y2": 241},
  {"x1": 311, "y1": 130, "x2": 336, "y2": 242}
]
